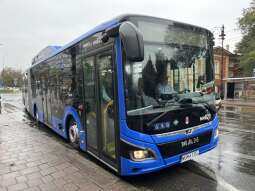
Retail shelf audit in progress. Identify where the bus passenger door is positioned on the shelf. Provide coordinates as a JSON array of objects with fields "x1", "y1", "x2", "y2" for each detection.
[
  {"x1": 83, "y1": 49, "x2": 117, "y2": 169},
  {"x1": 83, "y1": 57, "x2": 99, "y2": 153},
  {"x1": 97, "y1": 51, "x2": 117, "y2": 164}
]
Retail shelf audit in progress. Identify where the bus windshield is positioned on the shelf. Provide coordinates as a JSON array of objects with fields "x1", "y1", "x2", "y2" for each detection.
[{"x1": 124, "y1": 19, "x2": 215, "y2": 116}]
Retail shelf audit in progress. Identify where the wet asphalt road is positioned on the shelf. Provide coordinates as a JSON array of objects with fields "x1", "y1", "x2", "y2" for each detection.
[{"x1": 0, "y1": 93, "x2": 255, "y2": 191}]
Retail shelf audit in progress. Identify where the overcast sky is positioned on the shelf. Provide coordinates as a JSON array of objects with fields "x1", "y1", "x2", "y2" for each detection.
[{"x1": 0, "y1": 0, "x2": 251, "y2": 71}]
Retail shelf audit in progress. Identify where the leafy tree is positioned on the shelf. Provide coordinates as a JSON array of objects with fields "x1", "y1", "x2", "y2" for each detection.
[
  {"x1": 0, "y1": 67, "x2": 23, "y2": 87},
  {"x1": 236, "y1": 0, "x2": 255, "y2": 76}
]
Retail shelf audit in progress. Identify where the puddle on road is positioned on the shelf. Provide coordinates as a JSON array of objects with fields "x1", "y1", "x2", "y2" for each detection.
[
  {"x1": 223, "y1": 106, "x2": 237, "y2": 111},
  {"x1": 124, "y1": 162, "x2": 219, "y2": 191},
  {"x1": 222, "y1": 105, "x2": 255, "y2": 114}
]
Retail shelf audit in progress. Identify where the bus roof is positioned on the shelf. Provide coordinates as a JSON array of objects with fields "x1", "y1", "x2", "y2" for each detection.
[
  {"x1": 30, "y1": 14, "x2": 211, "y2": 68},
  {"x1": 31, "y1": 17, "x2": 119, "y2": 67}
]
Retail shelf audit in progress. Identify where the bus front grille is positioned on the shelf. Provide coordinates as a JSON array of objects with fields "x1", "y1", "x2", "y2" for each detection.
[{"x1": 157, "y1": 130, "x2": 212, "y2": 159}]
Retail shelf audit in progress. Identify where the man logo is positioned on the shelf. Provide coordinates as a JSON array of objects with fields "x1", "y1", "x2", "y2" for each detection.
[
  {"x1": 185, "y1": 129, "x2": 193, "y2": 135},
  {"x1": 181, "y1": 137, "x2": 199, "y2": 148},
  {"x1": 185, "y1": 116, "x2": 189, "y2": 125},
  {"x1": 200, "y1": 113, "x2": 212, "y2": 121}
]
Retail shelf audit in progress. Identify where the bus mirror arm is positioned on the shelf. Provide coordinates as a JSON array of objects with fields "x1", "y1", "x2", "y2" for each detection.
[
  {"x1": 104, "y1": 24, "x2": 120, "y2": 38},
  {"x1": 102, "y1": 25, "x2": 120, "y2": 43},
  {"x1": 104, "y1": 22, "x2": 144, "y2": 62}
]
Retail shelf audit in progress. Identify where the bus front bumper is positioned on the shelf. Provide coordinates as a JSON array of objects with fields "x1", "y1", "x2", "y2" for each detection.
[
  {"x1": 121, "y1": 136, "x2": 218, "y2": 176},
  {"x1": 120, "y1": 117, "x2": 219, "y2": 176}
]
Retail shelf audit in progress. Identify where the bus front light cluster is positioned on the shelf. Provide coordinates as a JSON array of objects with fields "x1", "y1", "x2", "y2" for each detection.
[
  {"x1": 121, "y1": 140, "x2": 156, "y2": 161},
  {"x1": 130, "y1": 150, "x2": 155, "y2": 161}
]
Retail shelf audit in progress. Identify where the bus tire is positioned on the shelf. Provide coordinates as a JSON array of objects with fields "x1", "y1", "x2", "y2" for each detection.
[{"x1": 68, "y1": 118, "x2": 80, "y2": 149}]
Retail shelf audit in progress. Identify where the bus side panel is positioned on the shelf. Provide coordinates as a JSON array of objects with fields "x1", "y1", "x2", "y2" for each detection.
[
  {"x1": 51, "y1": 115, "x2": 66, "y2": 138},
  {"x1": 36, "y1": 45, "x2": 86, "y2": 150},
  {"x1": 30, "y1": 66, "x2": 44, "y2": 122}
]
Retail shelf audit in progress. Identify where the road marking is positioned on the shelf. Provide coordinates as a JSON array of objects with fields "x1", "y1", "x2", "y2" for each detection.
[
  {"x1": 217, "y1": 176, "x2": 241, "y2": 191},
  {"x1": 191, "y1": 161, "x2": 242, "y2": 191}
]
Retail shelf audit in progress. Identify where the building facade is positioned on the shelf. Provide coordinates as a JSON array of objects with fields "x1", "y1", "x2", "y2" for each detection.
[{"x1": 213, "y1": 47, "x2": 242, "y2": 96}]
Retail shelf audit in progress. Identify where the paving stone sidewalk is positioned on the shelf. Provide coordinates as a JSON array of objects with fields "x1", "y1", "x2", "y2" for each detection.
[{"x1": 0, "y1": 110, "x2": 137, "y2": 191}]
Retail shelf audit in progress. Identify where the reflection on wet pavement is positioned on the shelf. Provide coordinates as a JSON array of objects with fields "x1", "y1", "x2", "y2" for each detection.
[{"x1": 194, "y1": 105, "x2": 255, "y2": 191}]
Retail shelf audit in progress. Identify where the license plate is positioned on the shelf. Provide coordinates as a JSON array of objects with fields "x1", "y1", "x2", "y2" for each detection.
[{"x1": 181, "y1": 150, "x2": 199, "y2": 163}]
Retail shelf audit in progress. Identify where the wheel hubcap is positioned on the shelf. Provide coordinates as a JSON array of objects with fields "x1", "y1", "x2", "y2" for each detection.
[{"x1": 69, "y1": 123, "x2": 79, "y2": 143}]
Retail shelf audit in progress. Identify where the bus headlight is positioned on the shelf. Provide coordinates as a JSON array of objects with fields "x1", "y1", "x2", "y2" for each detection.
[
  {"x1": 130, "y1": 150, "x2": 155, "y2": 161},
  {"x1": 121, "y1": 140, "x2": 156, "y2": 161},
  {"x1": 214, "y1": 128, "x2": 219, "y2": 138}
]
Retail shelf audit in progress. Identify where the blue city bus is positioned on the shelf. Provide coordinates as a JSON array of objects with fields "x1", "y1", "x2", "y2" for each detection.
[{"x1": 22, "y1": 14, "x2": 219, "y2": 176}]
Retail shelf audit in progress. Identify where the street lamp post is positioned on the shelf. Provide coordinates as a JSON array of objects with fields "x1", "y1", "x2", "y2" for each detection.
[{"x1": 219, "y1": 25, "x2": 226, "y2": 99}]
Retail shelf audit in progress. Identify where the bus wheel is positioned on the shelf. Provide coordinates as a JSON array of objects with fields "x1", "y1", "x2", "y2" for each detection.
[{"x1": 68, "y1": 118, "x2": 79, "y2": 149}]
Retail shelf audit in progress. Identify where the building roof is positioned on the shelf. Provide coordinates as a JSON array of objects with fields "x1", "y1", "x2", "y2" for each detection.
[
  {"x1": 32, "y1": 46, "x2": 62, "y2": 65},
  {"x1": 213, "y1": 46, "x2": 235, "y2": 56},
  {"x1": 31, "y1": 18, "x2": 119, "y2": 67}
]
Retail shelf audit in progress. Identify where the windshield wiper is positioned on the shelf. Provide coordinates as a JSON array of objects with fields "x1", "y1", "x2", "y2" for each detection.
[
  {"x1": 146, "y1": 103, "x2": 181, "y2": 126},
  {"x1": 127, "y1": 105, "x2": 154, "y2": 115}
]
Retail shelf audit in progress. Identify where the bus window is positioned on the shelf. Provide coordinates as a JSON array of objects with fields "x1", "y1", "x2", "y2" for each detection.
[
  {"x1": 97, "y1": 53, "x2": 116, "y2": 160},
  {"x1": 84, "y1": 57, "x2": 98, "y2": 151}
]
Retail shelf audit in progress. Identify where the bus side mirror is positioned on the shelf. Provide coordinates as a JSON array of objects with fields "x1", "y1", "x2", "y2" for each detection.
[
  {"x1": 119, "y1": 22, "x2": 144, "y2": 62},
  {"x1": 104, "y1": 22, "x2": 144, "y2": 62}
]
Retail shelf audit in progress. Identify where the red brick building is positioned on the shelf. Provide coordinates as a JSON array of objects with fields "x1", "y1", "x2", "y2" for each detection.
[{"x1": 213, "y1": 47, "x2": 241, "y2": 95}]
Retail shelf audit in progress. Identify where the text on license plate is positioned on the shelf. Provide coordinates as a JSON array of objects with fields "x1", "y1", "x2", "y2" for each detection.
[{"x1": 181, "y1": 150, "x2": 199, "y2": 163}]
